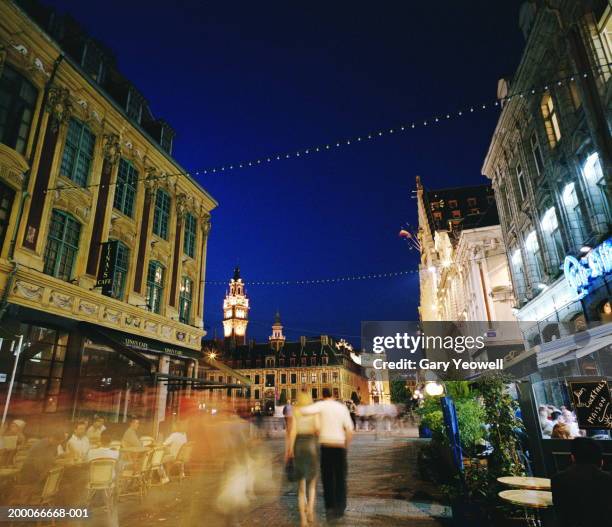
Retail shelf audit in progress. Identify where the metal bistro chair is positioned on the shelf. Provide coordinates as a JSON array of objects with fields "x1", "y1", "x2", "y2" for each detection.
[
  {"x1": 146, "y1": 447, "x2": 168, "y2": 487},
  {"x1": 118, "y1": 449, "x2": 152, "y2": 500},
  {"x1": 39, "y1": 466, "x2": 64, "y2": 506},
  {"x1": 170, "y1": 442, "x2": 194, "y2": 484},
  {"x1": 86, "y1": 458, "x2": 117, "y2": 511}
]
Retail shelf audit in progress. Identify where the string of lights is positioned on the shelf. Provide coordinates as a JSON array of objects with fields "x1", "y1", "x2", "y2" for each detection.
[
  {"x1": 203, "y1": 249, "x2": 510, "y2": 286},
  {"x1": 43, "y1": 64, "x2": 610, "y2": 194}
]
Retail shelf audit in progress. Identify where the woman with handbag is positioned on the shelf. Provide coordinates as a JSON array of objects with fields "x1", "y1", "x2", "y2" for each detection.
[{"x1": 286, "y1": 391, "x2": 320, "y2": 526}]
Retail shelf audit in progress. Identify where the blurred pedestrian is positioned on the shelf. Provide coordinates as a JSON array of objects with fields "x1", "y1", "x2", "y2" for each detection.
[
  {"x1": 286, "y1": 391, "x2": 319, "y2": 527},
  {"x1": 301, "y1": 387, "x2": 354, "y2": 522}
]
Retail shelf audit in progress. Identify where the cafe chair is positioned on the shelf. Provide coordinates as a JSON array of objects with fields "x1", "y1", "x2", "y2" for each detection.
[
  {"x1": 118, "y1": 449, "x2": 152, "y2": 500},
  {"x1": 170, "y1": 442, "x2": 194, "y2": 484},
  {"x1": 140, "y1": 436, "x2": 154, "y2": 448},
  {"x1": 86, "y1": 459, "x2": 116, "y2": 511},
  {"x1": 39, "y1": 466, "x2": 64, "y2": 506},
  {"x1": 146, "y1": 447, "x2": 168, "y2": 487}
]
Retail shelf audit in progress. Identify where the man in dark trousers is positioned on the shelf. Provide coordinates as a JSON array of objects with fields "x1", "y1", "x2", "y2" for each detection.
[
  {"x1": 551, "y1": 437, "x2": 612, "y2": 527},
  {"x1": 301, "y1": 387, "x2": 354, "y2": 521}
]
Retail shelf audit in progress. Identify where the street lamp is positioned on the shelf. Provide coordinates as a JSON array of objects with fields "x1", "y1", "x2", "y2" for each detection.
[{"x1": 424, "y1": 381, "x2": 444, "y2": 397}]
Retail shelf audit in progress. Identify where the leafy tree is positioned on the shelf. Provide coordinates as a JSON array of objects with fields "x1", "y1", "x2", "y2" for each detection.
[{"x1": 390, "y1": 379, "x2": 411, "y2": 404}]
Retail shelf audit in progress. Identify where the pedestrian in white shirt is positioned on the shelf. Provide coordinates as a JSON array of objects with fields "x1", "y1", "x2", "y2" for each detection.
[
  {"x1": 163, "y1": 425, "x2": 187, "y2": 459},
  {"x1": 66, "y1": 421, "x2": 90, "y2": 461},
  {"x1": 300, "y1": 387, "x2": 354, "y2": 521}
]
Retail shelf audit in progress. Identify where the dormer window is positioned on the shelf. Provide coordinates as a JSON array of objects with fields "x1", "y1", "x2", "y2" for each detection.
[
  {"x1": 126, "y1": 87, "x2": 144, "y2": 124},
  {"x1": 81, "y1": 41, "x2": 106, "y2": 83}
]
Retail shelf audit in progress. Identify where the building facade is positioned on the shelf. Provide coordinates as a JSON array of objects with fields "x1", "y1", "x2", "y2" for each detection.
[
  {"x1": 0, "y1": 1, "x2": 219, "y2": 434},
  {"x1": 204, "y1": 272, "x2": 370, "y2": 413},
  {"x1": 482, "y1": 0, "x2": 611, "y2": 375}
]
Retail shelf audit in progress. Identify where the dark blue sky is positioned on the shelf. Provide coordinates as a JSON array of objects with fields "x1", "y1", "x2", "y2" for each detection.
[{"x1": 46, "y1": 1, "x2": 525, "y2": 345}]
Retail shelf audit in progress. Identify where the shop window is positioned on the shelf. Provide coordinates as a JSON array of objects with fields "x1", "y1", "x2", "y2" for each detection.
[
  {"x1": 183, "y1": 212, "x2": 197, "y2": 258},
  {"x1": 0, "y1": 65, "x2": 38, "y2": 155},
  {"x1": 145, "y1": 260, "x2": 165, "y2": 313},
  {"x1": 113, "y1": 159, "x2": 138, "y2": 217},
  {"x1": 152, "y1": 189, "x2": 171, "y2": 239},
  {"x1": 111, "y1": 240, "x2": 130, "y2": 300},
  {"x1": 0, "y1": 182, "x2": 15, "y2": 252},
  {"x1": 541, "y1": 92, "x2": 561, "y2": 148},
  {"x1": 43, "y1": 210, "x2": 81, "y2": 281},
  {"x1": 178, "y1": 276, "x2": 193, "y2": 324},
  {"x1": 60, "y1": 118, "x2": 95, "y2": 187},
  {"x1": 530, "y1": 132, "x2": 545, "y2": 176}
]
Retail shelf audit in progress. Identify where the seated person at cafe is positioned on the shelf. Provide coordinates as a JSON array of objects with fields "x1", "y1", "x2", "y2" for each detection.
[
  {"x1": 163, "y1": 423, "x2": 187, "y2": 461},
  {"x1": 66, "y1": 420, "x2": 90, "y2": 461},
  {"x1": 552, "y1": 437, "x2": 612, "y2": 527},
  {"x1": 538, "y1": 406, "x2": 553, "y2": 438},
  {"x1": 86, "y1": 416, "x2": 106, "y2": 442},
  {"x1": 19, "y1": 432, "x2": 65, "y2": 485},
  {"x1": 122, "y1": 417, "x2": 142, "y2": 448},
  {"x1": 87, "y1": 431, "x2": 119, "y2": 462},
  {"x1": 551, "y1": 423, "x2": 572, "y2": 439},
  {"x1": 1, "y1": 419, "x2": 26, "y2": 447}
]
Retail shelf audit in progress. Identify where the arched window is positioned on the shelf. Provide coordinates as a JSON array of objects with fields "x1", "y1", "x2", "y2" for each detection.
[
  {"x1": 540, "y1": 207, "x2": 564, "y2": 269},
  {"x1": 562, "y1": 182, "x2": 589, "y2": 245},
  {"x1": 146, "y1": 260, "x2": 165, "y2": 313},
  {"x1": 113, "y1": 159, "x2": 138, "y2": 217},
  {"x1": 60, "y1": 118, "x2": 95, "y2": 186},
  {"x1": 43, "y1": 210, "x2": 81, "y2": 281},
  {"x1": 178, "y1": 276, "x2": 193, "y2": 324},
  {"x1": 152, "y1": 189, "x2": 171, "y2": 239},
  {"x1": 0, "y1": 65, "x2": 38, "y2": 155}
]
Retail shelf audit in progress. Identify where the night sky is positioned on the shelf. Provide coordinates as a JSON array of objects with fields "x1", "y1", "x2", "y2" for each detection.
[{"x1": 43, "y1": 1, "x2": 525, "y2": 345}]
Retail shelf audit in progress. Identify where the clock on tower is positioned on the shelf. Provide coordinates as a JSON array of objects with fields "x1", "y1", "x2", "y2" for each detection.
[{"x1": 222, "y1": 267, "x2": 250, "y2": 346}]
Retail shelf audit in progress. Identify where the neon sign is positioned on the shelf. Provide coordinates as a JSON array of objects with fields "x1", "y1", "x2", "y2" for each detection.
[{"x1": 564, "y1": 238, "x2": 612, "y2": 295}]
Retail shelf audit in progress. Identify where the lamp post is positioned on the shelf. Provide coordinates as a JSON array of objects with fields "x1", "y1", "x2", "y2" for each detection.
[{"x1": 1, "y1": 335, "x2": 23, "y2": 429}]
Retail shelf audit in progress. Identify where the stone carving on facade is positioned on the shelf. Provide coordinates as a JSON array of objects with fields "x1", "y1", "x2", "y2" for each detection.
[
  {"x1": 52, "y1": 188, "x2": 92, "y2": 224},
  {"x1": 102, "y1": 133, "x2": 121, "y2": 170},
  {"x1": 145, "y1": 321, "x2": 158, "y2": 333},
  {"x1": 0, "y1": 163, "x2": 26, "y2": 191},
  {"x1": 78, "y1": 300, "x2": 99, "y2": 316},
  {"x1": 103, "y1": 308, "x2": 120, "y2": 324},
  {"x1": 46, "y1": 84, "x2": 73, "y2": 133},
  {"x1": 32, "y1": 57, "x2": 48, "y2": 76},
  {"x1": 49, "y1": 291, "x2": 73, "y2": 311},
  {"x1": 176, "y1": 331, "x2": 185, "y2": 342},
  {"x1": 13, "y1": 280, "x2": 43, "y2": 301},
  {"x1": 176, "y1": 193, "x2": 188, "y2": 217},
  {"x1": 125, "y1": 315, "x2": 141, "y2": 328},
  {"x1": 161, "y1": 326, "x2": 173, "y2": 338}
]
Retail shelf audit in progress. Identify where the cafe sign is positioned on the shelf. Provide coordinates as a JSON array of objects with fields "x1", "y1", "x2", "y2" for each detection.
[
  {"x1": 564, "y1": 237, "x2": 612, "y2": 296},
  {"x1": 567, "y1": 377, "x2": 612, "y2": 430},
  {"x1": 96, "y1": 240, "x2": 118, "y2": 297}
]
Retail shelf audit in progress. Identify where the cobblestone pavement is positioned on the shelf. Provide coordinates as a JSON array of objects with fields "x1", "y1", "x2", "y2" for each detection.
[{"x1": 81, "y1": 432, "x2": 451, "y2": 527}]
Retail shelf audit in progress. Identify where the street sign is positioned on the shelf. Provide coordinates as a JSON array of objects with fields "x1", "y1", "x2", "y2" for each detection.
[
  {"x1": 96, "y1": 240, "x2": 119, "y2": 296},
  {"x1": 0, "y1": 373, "x2": 6, "y2": 382}
]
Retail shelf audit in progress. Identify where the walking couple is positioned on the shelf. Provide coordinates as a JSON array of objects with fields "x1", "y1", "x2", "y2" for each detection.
[{"x1": 285, "y1": 388, "x2": 354, "y2": 526}]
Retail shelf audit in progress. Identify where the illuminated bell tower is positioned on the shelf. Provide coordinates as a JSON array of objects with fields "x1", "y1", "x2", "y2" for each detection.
[
  {"x1": 269, "y1": 311, "x2": 286, "y2": 352},
  {"x1": 223, "y1": 267, "x2": 249, "y2": 346}
]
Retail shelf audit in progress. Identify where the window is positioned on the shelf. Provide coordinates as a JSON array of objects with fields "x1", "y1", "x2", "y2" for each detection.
[
  {"x1": 541, "y1": 207, "x2": 564, "y2": 269},
  {"x1": 310, "y1": 357, "x2": 316, "y2": 365},
  {"x1": 312, "y1": 388, "x2": 318, "y2": 400},
  {"x1": 301, "y1": 357, "x2": 307, "y2": 366},
  {"x1": 290, "y1": 373, "x2": 297, "y2": 384},
  {"x1": 0, "y1": 65, "x2": 38, "y2": 154},
  {"x1": 183, "y1": 213, "x2": 197, "y2": 258},
  {"x1": 265, "y1": 373, "x2": 275, "y2": 387},
  {"x1": 433, "y1": 211, "x2": 442, "y2": 220},
  {"x1": 467, "y1": 197, "x2": 477, "y2": 207},
  {"x1": 451, "y1": 209, "x2": 461, "y2": 218},
  {"x1": 254, "y1": 389, "x2": 260, "y2": 400},
  {"x1": 290, "y1": 388, "x2": 297, "y2": 401},
  {"x1": 332, "y1": 371, "x2": 339, "y2": 383},
  {"x1": 448, "y1": 200, "x2": 458, "y2": 208},
  {"x1": 145, "y1": 261, "x2": 164, "y2": 313},
  {"x1": 60, "y1": 118, "x2": 95, "y2": 186},
  {"x1": 510, "y1": 248, "x2": 527, "y2": 303},
  {"x1": 113, "y1": 159, "x2": 138, "y2": 217},
  {"x1": 311, "y1": 372, "x2": 317, "y2": 383},
  {"x1": 301, "y1": 373, "x2": 307, "y2": 384},
  {"x1": 265, "y1": 357, "x2": 274, "y2": 367},
  {"x1": 254, "y1": 374, "x2": 260, "y2": 385},
  {"x1": 279, "y1": 358, "x2": 285, "y2": 367},
  {"x1": 178, "y1": 276, "x2": 193, "y2": 324},
  {"x1": 541, "y1": 92, "x2": 561, "y2": 147},
  {"x1": 563, "y1": 182, "x2": 589, "y2": 244},
  {"x1": 43, "y1": 210, "x2": 81, "y2": 281},
  {"x1": 0, "y1": 182, "x2": 15, "y2": 252},
  {"x1": 583, "y1": 152, "x2": 611, "y2": 224},
  {"x1": 516, "y1": 164, "x2": 527, "y2": 200},
  {"x1": 468, "y1": 208, "x2": 480, "y2": 215},
  {"x1": 152, "y1": 189, "x2": 171, "y2": 239},
  {"x1": 290, "y1": 358, "x2": 296, "y2": 367},
  {"x1": 321, "y1": 372, "x2": 328, "y2": 383},
  {"x1": 281, "y1": 373, "x2": 287, "y2": 384},
  {"x1": 525, "y1": 231, "x2": 544, "y2": 281},
  {"x1": 530, "y1": 132, "x2": 545, "y2": 176},
  {"x1": 111, "y1": 241, "x2": 129, "y2": 300},
  {"x1": 332, "y1": 388, "x2": 339, "y2": 399}
]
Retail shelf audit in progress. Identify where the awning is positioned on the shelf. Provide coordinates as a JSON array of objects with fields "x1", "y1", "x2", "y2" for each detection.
[
  {"x1": 537, "y1": 323, "x2": 612, "y2": 368},
  {"x1": 81, "y1": 323, "x2": 156, "y2": 374},
  {"x1": 154, "y1": 373, "x2": 246, "y2": 390}
]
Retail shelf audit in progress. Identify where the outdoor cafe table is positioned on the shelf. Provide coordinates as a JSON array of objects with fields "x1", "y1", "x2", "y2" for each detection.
[
  {"x1": 120, "y1": 447, "x2": 149, "y2": 454},
  {"x1": 497, "y1": 476, "x2": 551, "y2": 490},
  {"x1": 499, "y1": 489, "x2": 553, "y2": 526}
]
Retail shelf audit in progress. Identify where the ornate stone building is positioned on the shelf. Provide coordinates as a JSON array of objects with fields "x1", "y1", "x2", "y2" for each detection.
[
  {"x1": 482, "y1": 0, "x2": 611, "y2": 375},
  {"x1": 0, "y1": 1, "x2": 221, "y2": 434}
]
